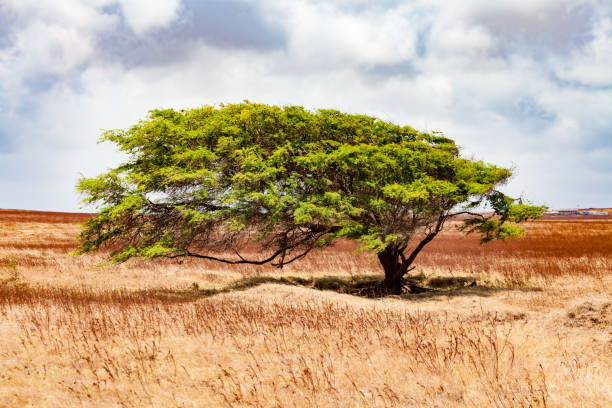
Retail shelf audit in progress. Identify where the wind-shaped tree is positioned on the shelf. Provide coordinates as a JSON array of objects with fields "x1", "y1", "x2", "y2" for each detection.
[{"x1": 76, "y1": 102, "x2": 546, "y2": 293}]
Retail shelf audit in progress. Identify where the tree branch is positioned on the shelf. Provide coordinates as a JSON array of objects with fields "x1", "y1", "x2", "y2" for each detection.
[
  {"x1": 399, "y1": 214, "x2": 447, "y2": 274},
  {"x1": 271, "y1": 245, "x2": 316, "y2": 267},
  {"x1": 184, "y1": 248, "x2": 284, "y2": 265},
  {"x1": 448, "y1": 211, "x2": 485, "y2": 218}
]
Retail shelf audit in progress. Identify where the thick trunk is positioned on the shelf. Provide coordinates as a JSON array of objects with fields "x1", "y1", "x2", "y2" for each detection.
[
  {"x1": 378, "y1": 246, "x2": 404, "y2": 294},
  {"x1": 378, "y1": 216, "x2": 447, "y2": 294},
  {"x1": 383, "y1": 273, "x2": 404, "y2": 294}
]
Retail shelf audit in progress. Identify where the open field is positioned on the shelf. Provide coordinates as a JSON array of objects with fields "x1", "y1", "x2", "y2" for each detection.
[{"x1": 1, "y1": 209, "x2": 611, "y2": 407}]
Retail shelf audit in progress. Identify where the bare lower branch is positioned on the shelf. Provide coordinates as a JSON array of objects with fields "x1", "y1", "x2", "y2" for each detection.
[
  {"x1": 184, "y1": 248, "x2": 284, "y2": 265},
  {"x1": 400, "y1": 214, "x2": 447, "y2": 272},
  {"x1": 271, "y1": 245, "x2": 316, "y2": 267},
  {"x1": 449, "y1": 211, "x2": 485, "y2": 218}
]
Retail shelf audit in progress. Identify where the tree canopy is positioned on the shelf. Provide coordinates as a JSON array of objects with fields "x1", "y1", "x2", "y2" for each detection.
[{"x1": 76, "y1": 102, "x2": 546, "y2": 292}]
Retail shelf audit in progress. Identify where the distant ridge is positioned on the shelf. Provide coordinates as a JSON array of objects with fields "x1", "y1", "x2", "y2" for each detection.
[{"x1": 0, "y1": 209, "x2": 95, "y2": 223}]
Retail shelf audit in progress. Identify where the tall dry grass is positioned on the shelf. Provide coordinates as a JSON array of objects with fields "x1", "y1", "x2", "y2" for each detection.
[
  {"x1": 0, "y1": 209, "x2": 611, "y2": 407},
  {"x1": 417, "y1": 218, "x2": 612, "y2": 280}
]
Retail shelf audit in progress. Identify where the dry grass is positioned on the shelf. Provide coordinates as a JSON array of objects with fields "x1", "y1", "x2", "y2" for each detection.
[{"x1": 0, "y1": 209, "x2": 611, "y2": 407}]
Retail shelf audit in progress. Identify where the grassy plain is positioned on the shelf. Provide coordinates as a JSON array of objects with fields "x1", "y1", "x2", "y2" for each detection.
[{"x1": 0, "y1": 209, "x2": 611, "y2": 407}]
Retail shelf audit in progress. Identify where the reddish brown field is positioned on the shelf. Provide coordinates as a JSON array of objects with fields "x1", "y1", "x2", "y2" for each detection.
[{"x1": 1, "y1": 209, "x2": 611, "y2": 407}]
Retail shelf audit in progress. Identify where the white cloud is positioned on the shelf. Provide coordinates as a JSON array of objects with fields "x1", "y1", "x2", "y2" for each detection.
[
  {"x1": 558, "y1": 17, "x2": 612, "y2": 86},
  {"x1": 118, "y1": 0, "x2": 182, "y2": 34},
  {"x1": 428, "y1": 23, "x2": 494, "y2": 58},
  {"x1": 12, "y1": 21, "x2": 95, "y2": 76},
  {"x1": 0, "y1": 0, "x2": 115, "y2": 93},
  {"x1": 0, "y1": 0, "x2": 611, "y2": 211},
  {"x1": 274, "y1": 1, "x2": 421, "y2": 70}
]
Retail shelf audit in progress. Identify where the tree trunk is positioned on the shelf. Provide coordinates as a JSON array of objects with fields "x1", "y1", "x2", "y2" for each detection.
[
  {"x1": 377, "y1": 216, "x2": 446, "y2": 294},
  {"x1": 378, "y1": 246, "x2": 404, "y2": 294}
]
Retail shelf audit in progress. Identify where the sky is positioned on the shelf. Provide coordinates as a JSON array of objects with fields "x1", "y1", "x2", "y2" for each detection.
[{"x1": 0, "y1": 0, "x2": 611, "y2": 212}]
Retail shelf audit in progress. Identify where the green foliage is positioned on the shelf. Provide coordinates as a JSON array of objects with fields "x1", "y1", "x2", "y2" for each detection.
[
  {"x1": 76, "y1": 102, "x2": 545, "y2": 266},
  {"x1": 459, "y1": 192, "x2": 547, "y2": 243}
]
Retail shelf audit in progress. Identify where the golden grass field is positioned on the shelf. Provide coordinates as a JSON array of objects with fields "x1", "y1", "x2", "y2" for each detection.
[{"x1": 0, "y1": 209, "x2": 611, "y2": 407}]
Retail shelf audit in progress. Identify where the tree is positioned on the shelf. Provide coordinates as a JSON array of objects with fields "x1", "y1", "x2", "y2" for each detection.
[{"x1": 76, "y1": 102, "x2": 546, "y2": 293}]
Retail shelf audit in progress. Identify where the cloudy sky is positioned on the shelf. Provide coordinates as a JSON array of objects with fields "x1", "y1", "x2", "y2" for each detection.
[{"x1": 1, "y1": 0, "x2": 611, "y2": 211}]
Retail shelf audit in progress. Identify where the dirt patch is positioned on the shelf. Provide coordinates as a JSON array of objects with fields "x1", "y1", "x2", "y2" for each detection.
[
  {"x1": 566, "y1": 301, "x2": 612, "y2": 329},
  {"x1": 467, "y1": 311, "x2": 527, "y2": 323}
]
